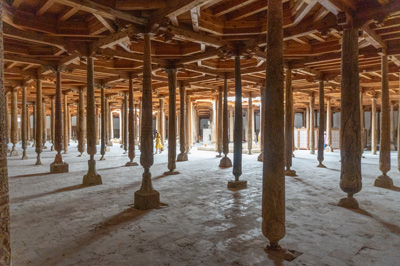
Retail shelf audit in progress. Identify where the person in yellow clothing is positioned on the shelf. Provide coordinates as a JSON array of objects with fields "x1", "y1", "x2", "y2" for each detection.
[{"x1": 155, "y1": 130, "x2": 163, "y2": 154}]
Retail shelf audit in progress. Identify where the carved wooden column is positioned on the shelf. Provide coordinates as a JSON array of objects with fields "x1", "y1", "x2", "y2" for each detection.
[
  {"x1": 306, "y1": 104, "x2": 310, "y2": 150},
  {"x1": 228, "y1": 54, "x2": 247, "y2": 189},
  {"x1": 126, "y1": 76, "x2": 138, "y2": 166},
  {"x1": 96, "y1": 106, "x2": 100, "y2": 145},
  {"x1": 247, "y1": 94, "x2": 254, "y2": 155},
  {"x1": 177, "y1": 84, "x2": 188, "y2": 161},
  {"x1": 42, "y1": 100, "x2": 47, "y2": 149},
  {"x1": 317, "y1": 80, "x2": 326, "y2": 168},
  {"x1": 63, "y1": 93, "x2": 68, "y2": 154},
  {"x1": 390, "y1": 103, "x2": 395, "y2": 150},
  {"x1": 10, "y1": 87, "x2": 18, "y2": 156},
  {"x1": 159, "y1": 98, "x2": 165, "y2": 151},
  {"x1": 107, "y1": 100, "x2": 113, "y2": 146},
  {"x1": 285, "y1": 68, "x2": 296, "y2": 175},
  {"x1": 50, "y1": 96, "x2": 55, "y2": 151},
  {"x1": 123, "y1": 93, "x2": 128, "y2": 154},
  {"x1": 35, "y1": 78, "x2": 43, "y2": 165},
  {"x1": 216, "y1": 87, "x2": 223, "y2": 157},
  {"x1": 78, "y1": 87, "x2": 85, "y2": 156},
  {"x1": 27, "y1": 104, "x2": 31, "y2": 145},
  {"x1": 100, "y1": 86, "x2": 106, "y2": 160},
  {"x1": 310, "y1": 93, "x2": 315, "y2": 154},
  {"x1": 325, "y1": 97, "x2": 333, "y2": 152},
  {"x1": 185, "y1": 92, "x2": 191, "y2": 153},
  {"x1": 21, "y1": 83, "x2": 28, "y2": 159},
  {"x1": 0, "y1": 6, "x2": 12, "y2": 263},
  {"x1": 165, "y1": 68, "x2": 179, "y2": 175},
  {"x1": 360, "y1": 90, "x2": 365, "y2": 155},
  {"x1": 6, "y1": 91, "x2": 10, "y2": 150},
  {"x1": 134, "y1": 33, "x2": 159, "y2": 210},
  {"x1": 338, "y1": 27, "x2": 362, "y2": 209},
  {"x1": 258, "y1": 84, "x2": 265, "y2": 162},
  {"x1": 375, "y1": 55, "x2": 394, "y2": 188},
  {"x1": 32, "y1": 102, "x2": 36, "y2": 147},
  {"x1": 138, "y1": 99, "x2": 142, "y2": 149},
  {"x1": 220, "y1": 74, "x2": 232, "y2": 168},
  {"x1": 262, "y1": 0, "x2": 288, "y2": 253},
  {"x1": 229, "y1": 109, "x2": 234, "y2": 143},
  {"x1": 134, "y1": 104, "x2": 139, "y2": 145},
  {"x1": 371, "y1": 97, "x2": 377, "y2": 155},
  {"x1": 82, "y1": 56, "x2": 102, "y2": 186},
  {"x1": 50, "y1": 70, "x2": 68, "y2": 173}
]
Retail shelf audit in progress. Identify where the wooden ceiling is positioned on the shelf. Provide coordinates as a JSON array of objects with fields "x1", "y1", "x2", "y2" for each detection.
[{"x1": 2, "y1": 0, "x2": 400, "y2": 118}]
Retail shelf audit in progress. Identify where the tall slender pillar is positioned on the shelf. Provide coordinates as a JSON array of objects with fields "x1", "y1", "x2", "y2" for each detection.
[
  {"x1": 126, "y1": 76, "x2": 138, "y2": 166},
  {"x1": 134, "y1": 104, "x2": 139, "y2": 144},
  {"x1": 159, "y1": 98, "x2": 165, "y2": 151},
  {"x1": 258, "y1": 85, "x2": 265, "y2": 162},
  {"x1": 338, "y1": 26, "x2": 362, "y2": 209},
  {"x1": 398, "y1": 74, "x2": 400, "y2": 171},
  {"x1": 247, "y1": 94, "x2": 254, "y2": 155},
  {"x1": 10, "y1": 87, "x2": 18, "y2": 156},
  {"x1": 185, "y1": 92, "x2": 191, "y2": 153},
  {"x1": 63, "y1": 93, "x2": 68, "y2": 154},
  {"x1": 317, "y1": 80, "x2": 326, "y2": 168},
  {"x1": 228, "y1": 55, "x2": 247, "y2": 189},
  {"x1": 123, "y1": 93, "x2": 128, "y2": 154},
  {"x1": 100, "y1": 87, "x2": 106, "y2": 160},
  {"x1": 325, "y1": 98, "x2": 333, "y2": 152},
  {"x1": 21, "y1": 84, "x2": 28, "y2": 159},
  {"x1": 165, "y1": 68, "x2": 179, "y2": 175},
  {"x1": 27, "y1": 105, "x2": 31, "y2": 144},
  {"x1": 119, "y1": 109, "x2": 123, "y2": 146},
  {"x1": 138, "y1": 99, "x2": 142, "y2": 149},
  {"x1": 6, "y1": 91, "x2": 10, "y2": 151},
  {"x1": 310, "y1": 93, "x2": 315, "y2": 154},
  {"x1": 360, "y1": 90, "x2": 365, "y2": 155},
  {"x1": 220, "y1": 74, "x2": 232, "y2": 168},
  {"x1": 32, "y1": 103, "x2": 36, "y2": 147},
  {"x1": 375, "y1": 55, "x2": 394, "y2": 188},
  {"x1": 50, "y1": 70, "x2": 68, "y2": 173},
  {"x1": 35, "y1": 78, "x2": 43, "y2": 165},
  {"x1": 96, "y1": 106, "x2": 100, "y2": 145},
  {"x1": 285, "y1": 68, "x2": 296, "y2": 175},
  {"x1": 306, "y1": 104, "x2": 310, "y2": 149},
  {"x1": 83, "y1": 56, "x2": 102, "y2": 185},
  {"x1": 229, "y1": 109, "x2": 234, "y2": 143},
  {"x1": 177, "y1": 84, "x2": 188, "y2": 161},
  {"x1": 134, "y1": 33, "x2": 160, "y2": 210},
  {"x1": 42, "y1": 100, "x2": 47, "y2": 149},
  {"x1": 77, "y1": 88, "x2": 85, "y2": 156},
  {"x1": 371, "y1": 97, "x2": 377, "y2": 155},
  {"x1": 50, "y1": 96, "x2": 55, "y2": 151},
  {"x1": 390, "y1": 103, "x2": 395, "y2": 150},
  {"x1": 0, "y1": 6, "x2": 12, "y2": 262},
  {"x1": 216, "y1": 87, "x2": 223, "y2": 157},
  {"x1": 107, "y1": 101, "x2": 113, "y2": 146}
]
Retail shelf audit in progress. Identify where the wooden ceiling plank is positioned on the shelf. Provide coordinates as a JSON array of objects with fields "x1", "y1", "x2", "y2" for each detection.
[
  {"x1": 93, "y1": 14, "x2": 117, "y2": 33},
  {"x1": 212, "y1": 0, "x2": 255, "y2": 17},
  {"x1": 11, "y1": 0, "x2": 24, "y2": 9},
  {"x1": 36, "y1": 0, "x2": 56, "y2": 16},
  {"x1": 190, "y1": 7, "x2": 200, "y2": 32},
  {"x1": 58, "y1": 6, "x2": 79, "y2": 22},
  {"x1": 115, "y1": 0, "x2": 166, "y2": 10},
  {"x1": 293, "y1": 0, "x2": 318, "y2": 26}
]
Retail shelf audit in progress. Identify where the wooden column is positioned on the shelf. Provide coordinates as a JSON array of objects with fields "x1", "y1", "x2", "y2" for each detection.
[
  {"x1": 126, "y1": 76, "x2": 138, "y2": 166},
  {"x1": 258, "y1": 84, "x2": 265, "y2": 162},
  {"x1": 42, "y1": 100, "x2": 47, "y2": 149},
  {"x1": 185, "y1": 92, "x2": 191, "y2": 153},
  {"x1": 310, "y1": 93, "x2": 315, "y2": 154},
  {"x1": 228, "y1": 55, "x2": 247, "y2": 189},
  {"x1": 317, "y1": 80, "x2": 326, "y2": 168},
  {"x1": 262, "y1": 0, "x2": 286, "y2": 251},
  {"x1": 165, "y1": 68, "x2": 179, "y2": 174},
  {"x1": 82, "y1": 56, "x2": 102, "y2": 186},
  {"x1": 177, "y1": 83, "x2": 188, "y2": 161},
  {"x1": 217, "y1": 87, "x2": 223, "y2": 157},
  {"x1": 360, "y1": 90, "x2": 365, "y2": 155},
  {"x1": 107, "y1": 100, "x2": 113, "y2": 146},
  {"x1": 134, "y1": 33, "x2": 159, "y2": 210},
  {"x1": 96, "y1": 106, "x2": 100, "y2": 145},
  {"x1": 32, "y1": 102, "x2": 36, "y2": 147},
  {"x1": 375, "y1": 55, "x2": 394, "y2": 188},
  {"x1": 0, "y1": 6, "x2": 12, "y2": 263},
  {"x1": 35, "y1": 78, "x2": 43, "y2": 165},
  {"x1": 159, "y1": 98, "x2": 165, "y2": 151},
  {"x1": 338, "y1": 27, "x2": 362, "y2": 209},
  {"x1": 100, "y1": 87, "x2": 106, "y2": 160},
  {"x1": 220, "y1": 74, "x2": 232, "y2": 168},
  {"x1": 50, "y1": 70, "x2": 68, "y2": 173},
  {"x1": 63, "y1": 93, "x2": 68, "y2": 154},
  {"x1": 285, "y1": 68, "x2": 296, "y2": 175},
  {"x1": 78, "y1": 87, "x2": 85, "y2": 156},
  {"x1": 50, "y1": 96, "x2": 55, "y2": 151},
  {"x1": 325, "y1": 98, "x2": 333, "y2": 152},
  {"x1": 10, "y1": 87, "x2": 18, "y2": 156},
  {"x1": 21, "y1": 84, "x2": 28, "y2": 159},
  {"x1": 390, "y1": 103, "x2": 395, "y2": 150},
  {"x1": 247, "y1": 94, "x2": 254, "y2": 155},
  {"x1": 6, "y1": 92, "x2": 9, "y2": 149},
  {"x1": 371, "y1": 97, "x2": 377, "y2": 155},
  {"x1": 27, "y1": 104, "x2": 31, "y2": 144},
  {"x1": 123, "y1": 93, "x2": 128, "y2": 154},
  {"x1": 229, "y1": 109, "x2": 234, "y2": 143}
]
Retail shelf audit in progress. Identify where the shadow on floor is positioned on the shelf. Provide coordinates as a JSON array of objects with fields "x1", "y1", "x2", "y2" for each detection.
[
  {"x1": 11, "y1": 184, "x2": 87, "y2": 203},
  {"x1": 348, "y1": 207, "x2": 400, "y2": 236},
  {"x1": 10, "y1": 172, "x2": 52, "y2": 178},
  {"x1": 326, "y1": 168, "x2": 340, "y2": 172}
]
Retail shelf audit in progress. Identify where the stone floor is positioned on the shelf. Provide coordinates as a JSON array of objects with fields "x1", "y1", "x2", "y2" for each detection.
[{"x1": 7, "y1": 141, "x2": 400, "y2": 265}]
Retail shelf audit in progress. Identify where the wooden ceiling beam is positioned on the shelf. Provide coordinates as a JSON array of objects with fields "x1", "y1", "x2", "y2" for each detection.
[
  {"x1": 115, "y1": 0, "x2": 166, "y2": 10},
  {"x1": 89, "y1": 25, "x2": 143, "y2": 52},
  {"x1": 36, "y1": 0, "x2": 56, "y2": 16},
  {"x1": 168, "y1": 25, "x2": 225, "y2": 48},
  {"x1": 93, "y1": 14, "x2": 117, "y2": 34},
  {"x1": 293, "y1": 0, "x2": 318, "y2": 26},
  {"x1": 58, "y1": 6, "x2": 79, "y2": 22},
  {"x1": 212, "y1": 0, "x2": 256, "y2": 17}
]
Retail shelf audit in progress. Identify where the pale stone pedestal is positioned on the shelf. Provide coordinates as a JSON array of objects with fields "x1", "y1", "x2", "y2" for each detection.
[
  {"x1": 325, "y1": 146, "x2": 333, "y2": 152},
  {"x1": 106, "y1": 146, "x2": 110, "y2": 152},
  {"x1": 134, "y1": 190, "x2": 160, "y2": 210},
  {"x1": 219, "y1": 157, "x2": 232, "y2": 168},
  {"x1": 50, "y1": 162, "x2": 69, "y2": 173},
  {"x1": 258, "y1": 153, "x2": 263, "y2": 162},
  {"x1": 228, "y1": 180, "x2": 247, "y2": 189},
  {"x1": 374, "y1": 174, "x2": 394, "y2": 189},
  {"x1": 107, "y1": 141, "x2": 113, "y2": 146},
  {"x1": 82, "y1": 160, "x2": 102, "y2": 186},
  {"x1": 177, "y1": 152, "x2": 188, "y2": 161}
]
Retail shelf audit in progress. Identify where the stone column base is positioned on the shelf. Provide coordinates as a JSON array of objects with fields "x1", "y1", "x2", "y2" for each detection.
[
  {"x1": 10, "y1": 148, "x2": 18, "y2": 157},
  {"x1": 134, "y1": 190, "x2": 160, "y2": 210},
  {"x1": 51, "y1": 145, "x2": 55, "y2": 151},
  {"x1": 285, "y1": 169, "x2": 297, "y2": 176},
  {"x1": 228, "y1": 180, "x2": 247, "y2": 189},
  {"x1": 325, "y1": 146, "x2": 333, "y2": 152},
  {"x1": 219, "y1": 157, "x2": 232, "y2": 168},
  {"x1": 82, "y1": 160, "x2": 102, "y2": 186},
  {"x1": 50, "y1": 162, "x2": 69, "y2": 173},
  {"x1": 317, "y1": 163, "x2": 326, "y2": 168},
  {"x1": 177, "y1": 152, "x2": 188, "y2": 161},
  {"x1": 163, "y1": 170, "x2": 180, "y2": 176},
  {"x1": 125, "y1": 161, "x2": 138, "y2": 166},
  {"x1": 107, "y1": 141, "x2": 113, "y2": 146},
  {"x1": 258, "y1": 152, "x2": 263, "y2": 162},
  {"x1": 100, "y1": 155, "x2": 106, "y2": 161},
  {"x1": 374, "y1": 174, "x2": 394, "y2": 189},
  {"x1": 21, "y1": 151, "x2": 28, "y2": 160},
  {"x1": 338, "y1": 196, "x2": 359, "y2": 209},
  {"x1": 106, "y1": 146, "x2": 110, "y2": 152}
]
